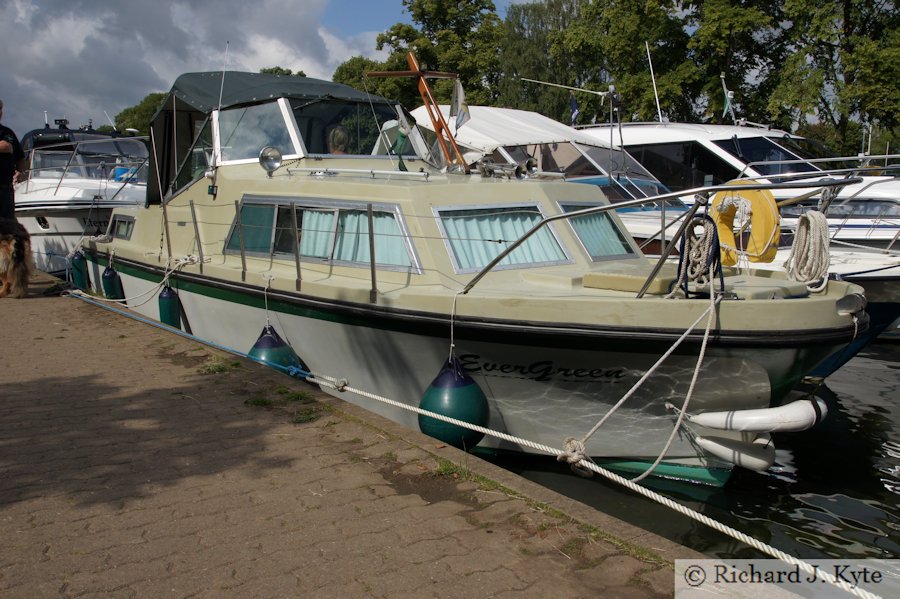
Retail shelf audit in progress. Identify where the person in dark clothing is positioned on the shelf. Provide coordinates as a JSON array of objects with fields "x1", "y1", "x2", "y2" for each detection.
[{"x1": 0, "y1": 99, "x2": 27, "y2": 221}]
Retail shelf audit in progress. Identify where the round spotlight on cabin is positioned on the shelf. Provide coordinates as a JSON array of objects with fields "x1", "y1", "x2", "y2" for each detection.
[{"x1": 259, "y1": 146, "x2": 283, "y2": 177}]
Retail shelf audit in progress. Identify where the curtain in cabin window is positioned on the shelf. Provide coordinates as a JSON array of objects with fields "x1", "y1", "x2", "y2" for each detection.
[
  {"x1": 333, "y1": 210, "x2": 411, "y2": 266},
  {"x1": 440, "y1": 207, "x2": 566, "y2": 270},
  {"x1": 567, "y1": 211, "x2": 632, "y2": 258},
  {"x1": 299, "y1": 209, "x2": 336, "y2": 259}
]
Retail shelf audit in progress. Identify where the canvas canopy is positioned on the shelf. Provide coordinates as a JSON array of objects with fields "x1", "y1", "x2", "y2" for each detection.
[{"x1": 147, "y1": 71, "x2": 391, "y2": 204}]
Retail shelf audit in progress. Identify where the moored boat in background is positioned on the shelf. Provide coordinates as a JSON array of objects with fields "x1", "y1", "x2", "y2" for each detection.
[
  {"x1": 579, "y1": 121, "x2": 900, "y2": 354},
  {"x1": 410, "y1": 104, "x2": 683, "y2": 255},
  {"x1": 14, "y1": 118, "x2": 148, "y2": 276}
]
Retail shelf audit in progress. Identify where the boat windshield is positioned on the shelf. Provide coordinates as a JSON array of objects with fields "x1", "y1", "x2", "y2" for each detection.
[
  {"x1": 290, "y1": 98, "x2": 438, "y2": 163},
  {"x1": 712, "y1": 136, "x2": 819, "y2": 176},
  {"x1": 765, "y1": 135, "x2": 854, "y2": 171},
  {"x1": 499, "y1": 142, "x2": 674, "y2": 205},
  {"x1": 28, "y1": 137, "x2": 149, "y2": 182}
]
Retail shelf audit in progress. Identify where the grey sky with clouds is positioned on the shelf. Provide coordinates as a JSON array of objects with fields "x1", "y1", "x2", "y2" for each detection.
[{"x1": 0, "y1": 0, "x2": 406, "y2": 136}]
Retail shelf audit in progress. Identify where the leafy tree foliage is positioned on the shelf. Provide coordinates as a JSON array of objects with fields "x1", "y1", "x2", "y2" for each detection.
[
  {"x1": 494, "y1": 0, "x2": 585, "y2": 124},
  {"x1": 372, "y1": 0, "x2": 501, "y2": 107},
  {"x1": 114, "y1": 92, "x2": 166, "y2": 134},
  {"x1": 114, "y1": 1, "x2": 896, "y2": 153},
  {"x1": 260, "y1": 66, "x2": 307, "y2": 77},
  {"x1": 555, "y1": 1, "x2": 698, "y2": 123},
  {"x1": 684, "y1": 0, "x2": 789, "y2": 126},
  {"x1": 766, "y1": 0, "x2": 898, "y2": 153}
]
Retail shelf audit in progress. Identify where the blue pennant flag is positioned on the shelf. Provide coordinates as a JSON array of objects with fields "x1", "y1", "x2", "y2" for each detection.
[{"x1": 570, "y1": 91, "x2": 580, "y2": 126}]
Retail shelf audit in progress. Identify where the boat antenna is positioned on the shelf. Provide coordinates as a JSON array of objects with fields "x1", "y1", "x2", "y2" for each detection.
[
  {"x1": 217, "y1": 41, "x2": 229, "y2": 112},
  {"x1": 645, "y1": 41, "x2": 663, "y2": 123},
  {"x1": 520, "y1": 78, "x2": 610, "y2": 104},
  {"x1": 368, "y1": 52, "x2": 469, "y2": 173},
  {"x1": 104, "y1": 110, "x2": 117, "y2": 131},
  {"x1": 520, "y1": 78, "x2": 610, "y2": 124},
  {"x1": 43, "y1": 111, "x2": 49, "y2": 128},
  {"x1": 205, "y1": 40, "x2": 229, "y2": 197}
]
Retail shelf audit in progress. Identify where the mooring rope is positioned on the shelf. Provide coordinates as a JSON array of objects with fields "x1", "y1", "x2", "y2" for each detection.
[
  {"x1": 304, "y1": 371, "x2": 880, "y2": 599},
  {"x1": 784, "y1": 210, "x2": 831, "y2": 292},
  {"x1": 65, "y1": 255, "x2": 192, "y2": 307}
]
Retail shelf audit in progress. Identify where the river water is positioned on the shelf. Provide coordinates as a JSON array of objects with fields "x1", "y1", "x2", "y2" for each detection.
[{"x1": 484, "y1": 341, "x2": 900, "y2": 560}]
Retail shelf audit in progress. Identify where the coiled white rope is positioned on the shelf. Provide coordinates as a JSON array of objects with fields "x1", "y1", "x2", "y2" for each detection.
[
  {"x1": 667, "y1": 216, "x2": 719, "y2": 298},
  {"x1": 784, "y1": 211, "x2": 831, "y2": 292},
  {"x1": 306, "y1": 370, "x2": 880, "y2": 599}
]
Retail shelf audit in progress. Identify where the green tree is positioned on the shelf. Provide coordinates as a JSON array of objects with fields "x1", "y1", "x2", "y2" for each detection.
[
  {"x1": 555, "y1": 1, "x2": 698, "y2": 123},
  {"x1": 767, "y1": 0, "x2": 899, "y2": 153},
  {"x1": 260, "y1": 66, "x2": 306, "y2": 77},
  {"x1": 494, "y1": 0, "x2": 584, "y2": 124},
  {"x1": 684, "y1": 0, "x2": 789, "y2": 126},
  {"x1": 372, "y1": 0, "x2": 502, "y2": 107},
  {"x1": 115, "y1": 92, "x2": 166, "y2": 134}
]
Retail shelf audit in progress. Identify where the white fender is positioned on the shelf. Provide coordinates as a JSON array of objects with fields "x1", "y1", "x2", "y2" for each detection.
[
  {"x1": 696, "y1": 435, "x2": 776, "y2": 472},
  {"x1": 686, "y1": 398, "x2": 827, "y2": 433}
]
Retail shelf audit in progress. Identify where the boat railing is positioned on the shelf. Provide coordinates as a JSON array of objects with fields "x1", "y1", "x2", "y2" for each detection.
[
  {"x1": 460, "y1": 177, "x2": 863, "y2": 299},
  {"x1": 736, "y1": 155, "x2": 900, "y2": 184}
]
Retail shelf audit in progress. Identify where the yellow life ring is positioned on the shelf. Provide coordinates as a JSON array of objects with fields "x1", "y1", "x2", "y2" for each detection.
[{"x1": 711, "y1": 180, "x2": 780, "y2": 266}]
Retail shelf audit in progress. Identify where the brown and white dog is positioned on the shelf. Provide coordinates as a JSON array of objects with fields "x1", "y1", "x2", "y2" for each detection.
[{"x1": 0, "y1": 217, "x2": 32, "y2": 298}]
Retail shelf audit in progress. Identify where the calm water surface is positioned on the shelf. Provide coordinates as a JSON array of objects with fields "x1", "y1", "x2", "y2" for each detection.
[{"x1": 484, "y1": 341, "x2": 900, "y2": 559}]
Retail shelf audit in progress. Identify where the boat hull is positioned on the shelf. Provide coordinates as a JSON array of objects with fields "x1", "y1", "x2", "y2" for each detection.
[
  {"x1": 17, "y1": 208, "x2": 111, "y2": 276},
  {"x1": 82, "y1": 252, "x2": 853, "y2": 485}
]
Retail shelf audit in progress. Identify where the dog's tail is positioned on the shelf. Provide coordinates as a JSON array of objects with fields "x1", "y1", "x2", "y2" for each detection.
[
  {"x1": 12, "y1": 236, "x2": 27, "y2": 266},
  {"x1": 8, "y1": 235, "x2": 32, "y2": 298}
]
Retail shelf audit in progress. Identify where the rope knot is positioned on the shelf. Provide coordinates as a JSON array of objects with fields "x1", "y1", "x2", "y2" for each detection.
[
  {"x1": 557, "y1": 437, "x2": 594, "y2": 478},
  {"x1": 334, "y1": 378, "x2": 349, "y2": 392}
]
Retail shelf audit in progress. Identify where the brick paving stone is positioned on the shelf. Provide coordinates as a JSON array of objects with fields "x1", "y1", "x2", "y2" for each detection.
[{"x1": 0, "y1": 273, "x2": 705, "y2": 598}]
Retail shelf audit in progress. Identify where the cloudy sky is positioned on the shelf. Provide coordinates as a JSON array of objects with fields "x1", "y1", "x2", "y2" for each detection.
[{"x1": 0, "y1": 0, "x2": 514, "y2": 137}]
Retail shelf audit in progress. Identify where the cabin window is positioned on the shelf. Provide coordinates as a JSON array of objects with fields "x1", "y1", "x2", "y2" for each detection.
[
  {"x1": 559, "y1": 204, "x2": 635, "y2": 260},
  {"x1": 226, "y1": 204, "x2": 276, "y2": 254},
  {"x1": 228, "y1": 200, "x2": 415, "y2": 269},
  {"x1": 712, "y1": 136, "x2": 815, "y2": 176},
  {"x1": 172, "y1": 118, "x2": 213, "y2": 193},
  {"x1": 438, "y1": 205, "x2": 568, "y2": 271},
  {"x1": 219, "y1": 102, "x2": 294, "y2": 162},
  {"x1": 110, "y1": 215, "x2": 135, "y2": 241},
  {"x1": 781, "y1": 199, "x2": 900, "y2": 219}
]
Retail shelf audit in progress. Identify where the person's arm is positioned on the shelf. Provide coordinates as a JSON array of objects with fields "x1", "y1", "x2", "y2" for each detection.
[
  {"x1": 13, "y1": 157, "x2": 27, "y2": 183},
  {"x1": 0, "y1": 139, "x2": 12, "y2": 153}
]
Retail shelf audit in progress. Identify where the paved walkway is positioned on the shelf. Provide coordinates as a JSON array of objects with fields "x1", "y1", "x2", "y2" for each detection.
[{"x1": 1, "y1": 273, "x2": 702, "y2": 598}]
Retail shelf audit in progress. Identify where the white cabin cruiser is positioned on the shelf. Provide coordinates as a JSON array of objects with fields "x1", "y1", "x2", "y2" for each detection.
[
  {"x1": 15, "y1": 120, "x2": 148, "y2": 275},
  {"x1": 79, "y1": 66, "x2": 869, "y2": 486},
  {"x1": 580, "y1": 122, "x2": 900, "y2": 348},
  {"x1": 578, "y1": 121, "x2": 900, "y2": 250}
]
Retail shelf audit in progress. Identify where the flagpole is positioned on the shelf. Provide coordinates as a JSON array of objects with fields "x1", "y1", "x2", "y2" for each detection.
[{"x1": 645, "y1": 41, "x2": 663, "y2": 123}]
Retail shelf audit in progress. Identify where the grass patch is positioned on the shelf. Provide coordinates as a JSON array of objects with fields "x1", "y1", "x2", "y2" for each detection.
[
  {"x1": 292, "y1": 407, "x2": 322, "y2": 424},
  {"x1": 199, "y1": 355, "x2": 241, "y2": 374},
  {"x1": 245, "y1": 396, "x2": 274, "y2": 407}
]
